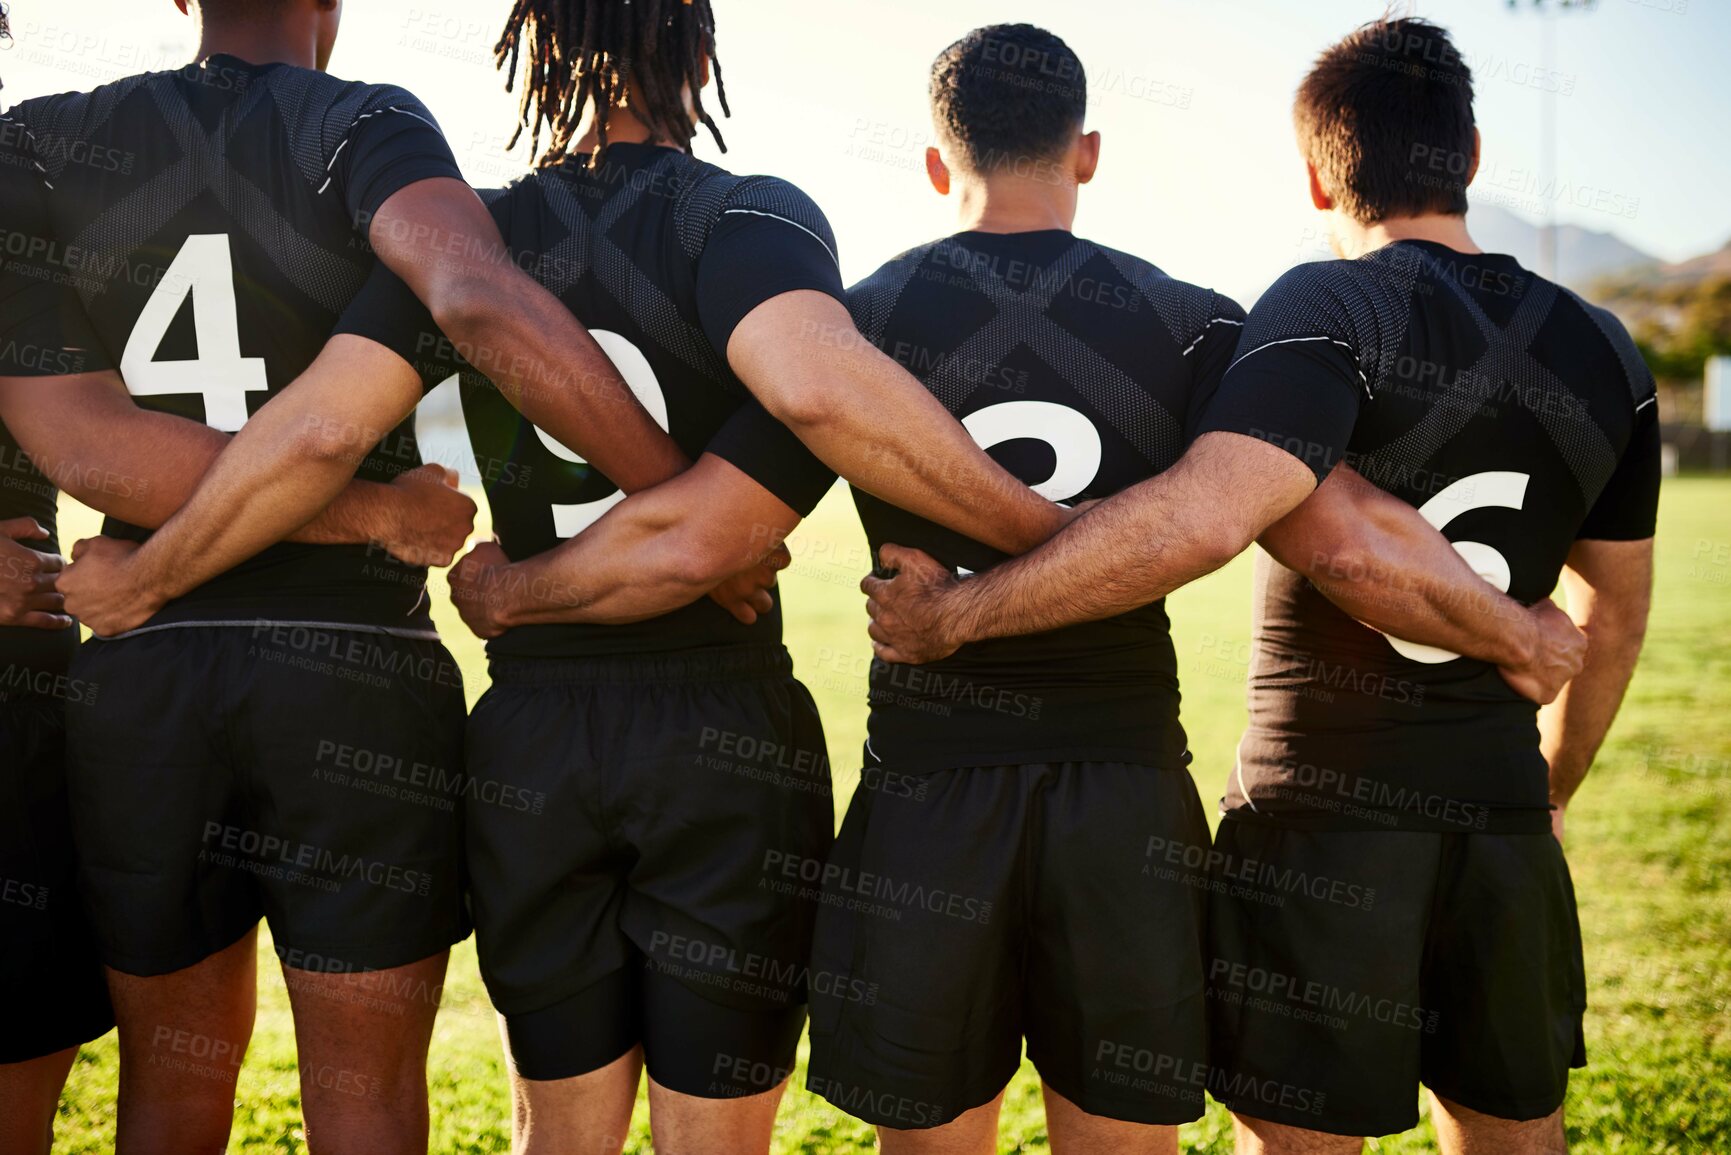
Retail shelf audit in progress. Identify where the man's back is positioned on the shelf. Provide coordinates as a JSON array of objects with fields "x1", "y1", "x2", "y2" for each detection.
[
  {"x1": 848, "y1": 229, "x2": 1244, "y2": 772},
  {"x1": 1216, "y1": 241, "x2": 1660, "y2": 826},
  {"x1": 375, "y1": 143, "x2": 844, "y2": 656},
  {"x1": 10, "y1": 55, "x2": 463, "y2": 629}
]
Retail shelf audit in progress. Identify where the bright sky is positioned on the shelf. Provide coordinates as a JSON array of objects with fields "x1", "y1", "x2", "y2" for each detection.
[{"x1": 2, "y1": 0, "x2": 1724, "y2": 305}]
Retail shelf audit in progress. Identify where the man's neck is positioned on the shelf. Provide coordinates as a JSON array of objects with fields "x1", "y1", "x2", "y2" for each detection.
[
  {"x1": 953, "y1": 173, "x2": 1078, "y2": 235},
  {"x1": 196, "y1": 20, "x2": 319, "y2": 70},
  {"x1": 570, "y1": 102, "x2": 682, "y2": 157},
  {"x1": 1334, "y1": 212, "x2": 1480, "y2": 259}
]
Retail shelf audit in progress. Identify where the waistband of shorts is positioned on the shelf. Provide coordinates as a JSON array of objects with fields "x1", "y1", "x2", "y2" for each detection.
[
  {"x1": 487, "y1": 643, "x2": 793, "y2": 687},
  {"x1": 1219, "y1": 802, "x2": 1554, "y2": 835}
]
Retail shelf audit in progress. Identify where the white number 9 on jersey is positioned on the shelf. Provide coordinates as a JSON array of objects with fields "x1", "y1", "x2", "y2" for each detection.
[
  {"x1": 1375, "y1": 470, "x2": 1530, "y2": 663},
  {"x1": 533, "y1": 330, "x2": 668, "y2": 539}
]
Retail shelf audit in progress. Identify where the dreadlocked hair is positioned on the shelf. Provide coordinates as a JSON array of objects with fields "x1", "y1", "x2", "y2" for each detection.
[{"x1": 495, "y1": 0, "x2": 729, "y2": 168}]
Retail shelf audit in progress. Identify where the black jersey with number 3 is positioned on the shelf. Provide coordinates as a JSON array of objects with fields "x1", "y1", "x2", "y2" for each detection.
[
  {"x1": 848, "y1": 230, "x2": 1245, "y2": 772},
  {"x1": 1194, "y1": 241, "x2": 1661, "y2": 830},
  {"x1": 336, "y1": 143, "x2": 846, "y2": 657},
  {"x1": 1, "y1": 55, "x2": 466, "y2": 633}
]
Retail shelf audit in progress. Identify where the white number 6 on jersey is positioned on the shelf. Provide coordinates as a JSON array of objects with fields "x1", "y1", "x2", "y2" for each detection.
[{"x1": 1376, "y1": 470, "x2": 1530, "y2": 663}]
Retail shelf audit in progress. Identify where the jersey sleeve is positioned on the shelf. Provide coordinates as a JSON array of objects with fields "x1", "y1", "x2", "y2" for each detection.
[
  {"x1": 0, "y1": 107, "x2": 110, "y2": 376},
  {"x1": 328, "y1": 87, "x2": 466, "y2": 226},
  {"x1": 694, "y1": 177, "x2": 846, "y2": 355},
  {"x1": 1189, "y1": 263, "x2": 1379, "y2": 483},
  {"x1": 331, "y1": 259, "x2": 455, "y2": 392},
  {"x1": 703, "y1": 400, "x2": 837, "y2": 517},
  {"x1": 1577, "y1": 397, "x2": 1661, "y2": 541},
  {"x1": 1180, "y1": 292, "x2": 1248, "y2": 441}
]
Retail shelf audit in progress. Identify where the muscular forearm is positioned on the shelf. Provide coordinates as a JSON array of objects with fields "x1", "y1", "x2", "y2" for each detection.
[
  {"x1": 366, "y1": 178, "x2": 689, "y2": 495},
  {"x1": 487, "y1": 475, "x2": 785, "y2": 627},
  {"x1": 782, "y1": 349, "x2": 1062, "y2": 554},
  {"x1": 731, "y1": 294, "x2": 1063, "y2": 555},
  {"x1": 1263, "y1": 467, "x2": 1536, "y2": 668},
  {"x1": 438, "y1": 274, "x2": 689, "y2": 493},
  {"x1": 1541, "y1": 624, "x2": 1645, "y2": 808},
  {"x1": 1, "y1": 374, "x2": 402, "y2": 545},
  {"x1": 124, "y1": 337, "x2": 425, "y2": 601},
  {"x1": 926, "y1": 433, "x2": 1314, "y2": 646}
]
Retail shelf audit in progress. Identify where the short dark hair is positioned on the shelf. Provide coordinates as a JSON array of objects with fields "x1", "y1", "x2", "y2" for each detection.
[
  {"x1": 929, "y1": 24, "x2": 1085, "y2": 174},
  {"x1": 1294, "y1": 17, "x2": 1476, "y2": 223}
]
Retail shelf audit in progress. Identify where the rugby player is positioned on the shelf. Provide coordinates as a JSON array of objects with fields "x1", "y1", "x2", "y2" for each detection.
[
  {"x1": 0, "y1": 78, "x2": 114, "y2": 1142},
  {"x1": 0, "y1": 16, "x2": 113, "y2": 1153},
  {"x1": 867, "y1": 17, "x2": 1654, "y2": 1155},
  {"x1": 1, "y1": 0, "x2": 738, "y2": 1149},
  {"x1": 59, "y1": 2, "x2": 1077, "y2": 1153}
]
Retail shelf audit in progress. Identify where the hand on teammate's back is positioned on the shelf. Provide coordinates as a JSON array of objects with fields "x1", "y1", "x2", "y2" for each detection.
[
  {"x1": 447, "y1": 540, "x2": 515, "y2": 639},
  {"x1": 0, "y1": 518, "x2": 70, "y2": 630},
  {"x1": 707, "y1": 544, "x2": 790, "y2": 625},
  {"x1": 57, "y1": 536, "x2": 151, "y2": 638},
  {"x1": 381, "y1": 465, "x2": 477, "y2": 569},
  {"x1": 1498, "y1": 599, "x2": 1588, "y2": 705},
  {"x1": 861, "y1": 543, "x2": 963, "y2": 665}
]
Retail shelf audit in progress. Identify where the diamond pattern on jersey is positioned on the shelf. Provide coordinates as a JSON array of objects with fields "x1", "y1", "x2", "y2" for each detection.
[
  {"x1": 849, "y1": 252, "x2": 926, "y2": 348},
  {"x1": 1357, "y1": 256, "x2": 1619, "y2": 502},
  {"x1": 1234, "y1": 250, "x2": 1422, "y2": 397},
  {"x1": 532, "y1": 153, "x2": 729, "y2": 384},
  {"x1": 67, "y1": 78, "x2": 364, "y2": 314},
  {"x1": 926, "y1": 237, "x2": 1182, "y2": 469}
]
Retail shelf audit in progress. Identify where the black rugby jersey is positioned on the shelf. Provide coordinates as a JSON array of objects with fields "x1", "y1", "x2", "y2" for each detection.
[
  {"x1": 336, "y1": 143, "x2": 845, "y2": 657},
  {"x1": 1194, "y1": 240, "x2": 1660, "y2": 830},
  {"x1": 1, "y1": 55, "x2": 465, "y2": 633},
  {"x1": 845, "y1": 229, "x2": 1245, "y2": 772},
  {"x1": 0, "y1": 108, "x2": 97, "y2": 684}
]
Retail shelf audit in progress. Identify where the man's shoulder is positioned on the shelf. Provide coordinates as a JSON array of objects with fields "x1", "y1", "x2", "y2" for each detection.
[{"x1": 1081, "y1": 238, "x2": 1246, "y2": 343}]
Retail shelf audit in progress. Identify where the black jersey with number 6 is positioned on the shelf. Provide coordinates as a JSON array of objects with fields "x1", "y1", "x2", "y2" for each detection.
[
  {"x1": 847, "y1": 230, "x2": 1245, "y2": 772},
  {"x1": 1, "y1": 55, "x2": 466, "y2": 633},
  {"x1": 1193, "y1": 240, "x2": 1661, "y2": 829},
  {"x1": 336, "y1": 143, "x2": 846, "y2": 658}
]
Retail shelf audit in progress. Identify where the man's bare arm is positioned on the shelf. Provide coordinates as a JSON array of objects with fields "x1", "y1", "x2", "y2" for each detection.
[
  {"x1": 1261, "y1": 464, "x2": 1586, "y2": 703},
  {"x1": 0, "y1": 371, "x2": 449, "y2": 552},
  {"x1": 728, "y1": 292, "x2": 1066, "y2": 555},
  {"x1": 1541, "y1": 537, "x2": 1654, "y2": 835},
  {"x1": 366, "y1": 179, "x2": 688, "y2": 492},
  {"x1": 56, "y1": 338, "x2": 474, "y2": 635},
  {"x1": 450, "y1": 454, "x2": 797, "y2": 635},
  {"x1": 863, "y1": 432, "x2": 1316, "y2": 663}
]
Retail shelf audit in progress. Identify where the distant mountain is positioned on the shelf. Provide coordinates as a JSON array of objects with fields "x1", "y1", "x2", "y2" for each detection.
[
  {"x1": 1600, "y1": 239, "x2": 1731, "y2": 291},
  {"x1": 1467, "y1": 202, "x2": 1661, "y2": 289}
]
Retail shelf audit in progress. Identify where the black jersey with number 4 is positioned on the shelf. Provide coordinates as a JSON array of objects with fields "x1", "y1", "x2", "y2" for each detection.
[
  {"x1": 846, "y1": 230, "x2": 1245, "y2": 772},
  {"x1": 0, "y1": 56, "x2": 466, "y2": 633},
  {"x1": 336, "y1": 143, "x2": 845, "y2": 657},
  {"x1": 1194, "y1": 240, "x2": 1661, "y2": 830}
]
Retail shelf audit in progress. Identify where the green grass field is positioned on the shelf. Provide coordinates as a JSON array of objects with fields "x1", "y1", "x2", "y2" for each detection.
[{"x1": 48, "y1": 477, "x2": 1731, "y2": 1153}]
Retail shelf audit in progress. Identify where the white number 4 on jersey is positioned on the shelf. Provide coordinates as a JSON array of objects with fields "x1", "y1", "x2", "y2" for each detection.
[
  {"x1": 1374, "y1": 470, "x2": 1530, "y2": 663},
  {"x1": 120, "y1": 234, "x2": 269, "y2": 432}
]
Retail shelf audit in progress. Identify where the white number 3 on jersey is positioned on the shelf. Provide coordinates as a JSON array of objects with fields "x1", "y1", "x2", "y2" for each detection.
[{"x1": 1375, "y1": 470, "x2": 1530, "y2": 663}]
